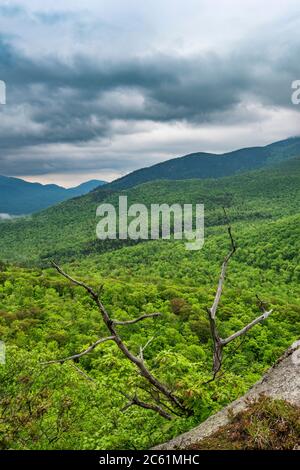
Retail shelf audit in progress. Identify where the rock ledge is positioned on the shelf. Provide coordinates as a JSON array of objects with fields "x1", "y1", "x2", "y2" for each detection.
[{"x1": 154, "y1": 340, "x2": 300, "y2": 450}]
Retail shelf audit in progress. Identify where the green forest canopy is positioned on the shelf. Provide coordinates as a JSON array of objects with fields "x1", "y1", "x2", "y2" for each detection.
[{"x1": 0, "y1": 155, "x2": 299, "y2": 449}]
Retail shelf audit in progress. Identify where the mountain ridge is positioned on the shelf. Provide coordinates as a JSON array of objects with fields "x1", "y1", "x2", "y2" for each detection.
[
  {"x1": 96, "y1": 136, "x2": 300, "y2": 191},
  {"x1": 0, "y1": 154, "x2": 299, "y2": 264},
  {"x1": 0, "y1": 175, "x2": 106, "y2": 215}
]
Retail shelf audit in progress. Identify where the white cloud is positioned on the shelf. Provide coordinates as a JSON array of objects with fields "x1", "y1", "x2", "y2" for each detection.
[{"x1": 0, "y1": 0, "x2": 300, "y2": 184}]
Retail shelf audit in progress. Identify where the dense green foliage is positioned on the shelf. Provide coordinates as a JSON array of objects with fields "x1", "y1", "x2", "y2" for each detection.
[
  {"x1": 0, "y1": 156, "x2": 299, "y2": 264},
  {"x1": 0, "y1": 152, "x2": 299, "y2": 449},
  {"x1": 0, "y1": 219, "x2": 299, "y2": 448}
]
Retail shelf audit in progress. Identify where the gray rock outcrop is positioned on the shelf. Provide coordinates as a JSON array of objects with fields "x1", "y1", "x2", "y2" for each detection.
[{"x1": 154, "y1": 340, "x2": 300, "y2": 450}]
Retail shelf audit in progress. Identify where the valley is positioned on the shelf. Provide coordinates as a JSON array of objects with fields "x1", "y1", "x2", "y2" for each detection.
[{"x1": 0, "y1": 141, "x2": 299, "y2": 449}]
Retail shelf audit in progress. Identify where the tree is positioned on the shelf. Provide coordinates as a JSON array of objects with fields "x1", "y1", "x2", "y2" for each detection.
[
  {"x1": 44, "y1": 212, "x2": 273, "y2": 419},
  {"x1": 43, "y1": 262, "x2": 189, "y2": 420},
  {"x1": 206, "y1": 210, "x2": 273, "y2": 378}
]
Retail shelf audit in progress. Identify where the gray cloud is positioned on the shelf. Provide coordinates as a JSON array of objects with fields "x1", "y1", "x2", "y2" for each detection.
[{"x1": 0, "y1": 2, "x2": 300, "y2": 182}]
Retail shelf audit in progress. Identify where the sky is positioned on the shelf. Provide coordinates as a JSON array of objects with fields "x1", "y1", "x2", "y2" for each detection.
[{"x1": 0, "y1": 0, "x2": 300, "y2": 186}]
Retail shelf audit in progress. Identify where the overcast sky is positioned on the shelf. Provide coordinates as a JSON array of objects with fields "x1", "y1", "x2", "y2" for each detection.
[{"x1": 0, "y1": 0, "x2": 300, "y2": 186}]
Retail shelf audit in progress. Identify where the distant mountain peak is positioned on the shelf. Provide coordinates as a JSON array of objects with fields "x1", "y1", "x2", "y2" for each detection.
[
  {"x1": 102, "y1": 136, "x2": 300, "y2": 191},
  {"x1": 0, "y1": 176, "x2": 106, "y2": 215}
]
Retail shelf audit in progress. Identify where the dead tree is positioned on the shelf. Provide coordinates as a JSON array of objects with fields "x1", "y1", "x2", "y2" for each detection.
[
  {"x1": 206, "y1": 210, "x2": 273, "y2": 377},
  {"x1": 43, "y1": 262, "x2": 189, "y2": 419},
  {"x1": 44, "y1": 213, "x2": 272, "y2": 418}
]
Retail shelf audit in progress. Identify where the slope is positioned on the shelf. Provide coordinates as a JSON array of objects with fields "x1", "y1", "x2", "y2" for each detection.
[
  {"x1": 0, "y1": 156, "x2": 299, "y2": 264},
  {"x1": 0, "y1": 175, "x2": 106, "y2": 215},
  {"x1": 99, "y1": 136, "x2": 300, "y2": 191},
  {"x1": 0, "y1": 211, "x2": 299, "y2": 449}
]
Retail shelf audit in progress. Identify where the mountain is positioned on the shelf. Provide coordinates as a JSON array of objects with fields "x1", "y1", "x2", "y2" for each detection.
[
  {"x1": 0, "y1": 155, "x2": 299, "y2": 263},
  {"x1": 103, "y1": 137, "x2": 300, "y2": 191},
  {"x1": 1, "y1": 161, "x2": 300, "y2": 449},
  {"x1": 1, "y1": 141, "x2": 300, "y2": 451},
  {"x1": 2, "y1": 137, "x2": 298, "y2": 216},
  {"x1": 67, "y1": 179, "x2": 106, "y2": 196},
  {"x1": 0, "y1": 176, "x2": 106, "y2": 215}
]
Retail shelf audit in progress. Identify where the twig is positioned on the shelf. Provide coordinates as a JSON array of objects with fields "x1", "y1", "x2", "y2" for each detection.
[
  {"x1": 41, "y1": 336, "x2": 116, "y2": 364},
  {"x1": 222, "y1": 310, "x2": 273, "y2": 345},
  {"x1": 121, "y1": 394, "x2": 172, "y2": 420},
  {"x1": 206, "y1": 209, "x2": 272, "y2": 377},
  {"x1": 139, "y1": 337, "x2": 154, "y2": 362},
  {"x1": 48, "y1": 261, "x2": 189, "y2": 416},
  {"x1": 112, "y1": 314, "x2": 161, "y2": 325},
  {"x1": 70, "y1": 363, "x2": 97, "y2": 384}
]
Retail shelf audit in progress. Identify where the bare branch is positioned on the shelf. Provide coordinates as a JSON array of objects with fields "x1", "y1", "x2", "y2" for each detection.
[
  {"x1": 206, "y1": 211, "x2": 237, "y2": 374},
  {"x1": 256, "y1": 294, "x2": 270, "y2": 313},
  {"x1": 210, "y1": 209, "x2": 236, "y2": 320},
  {"x1": 112, "y1": 313, "x2": 161, "y2": 325},
  {"x1": 139, "y1": 337, "x2": 154, "y2": 362},
  {"x1": 69, "y1": 363, "x2": 97, "y2": 384},
  {"x1": 96, "y1": 284, "x2": 104, "y2": 296},
  {"x1": 41, "y1": 336, "x2": 116, "y2": 365},
  {"x1": 51, "y1": 261, "x2": 98, "y2": 299},
  {"x1": 205, "y1": 210, "x2": 272, "y2": 377},
  {"x1": 222, "y1": 310, "x2": 273, "y2": 345},
  {"x1": 49, "y1": 261, "x2": 190, "y2": 416},
  {"x1": 121, "y1": 394, "x2": 172, "y2": 420},
  {"x1": 120, "y1": 401, "x2": 135, "y2": 412},
  {"x1": 134, "y1": 383, "x2": 184, "y2": 417}
]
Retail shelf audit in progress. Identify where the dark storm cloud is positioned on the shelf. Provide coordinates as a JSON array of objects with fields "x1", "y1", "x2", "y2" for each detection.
[
  {"x1": 0, "y1": 148, "x2": 130, "y2": 176},
  {"x1": 0, "y1": 5, "x2": 300, "y2": 179},
  {"x1": 0, "y1": 38, "x2": 297, "y2": 124}
]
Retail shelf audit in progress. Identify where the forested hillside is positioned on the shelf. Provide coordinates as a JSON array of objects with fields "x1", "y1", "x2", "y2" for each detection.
[
  {"x1": 100, "y1": 137, "x2": 300, "y2": 190},
  {"x1": 0, "y1": 153, "x2": 299, "y2": 449},
  {"x1": 0, "y1": 156, "x2": 299, "y2": 263},
  {"x1": 0, "y1": 213, "x2": 299, "y2": 449}
]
